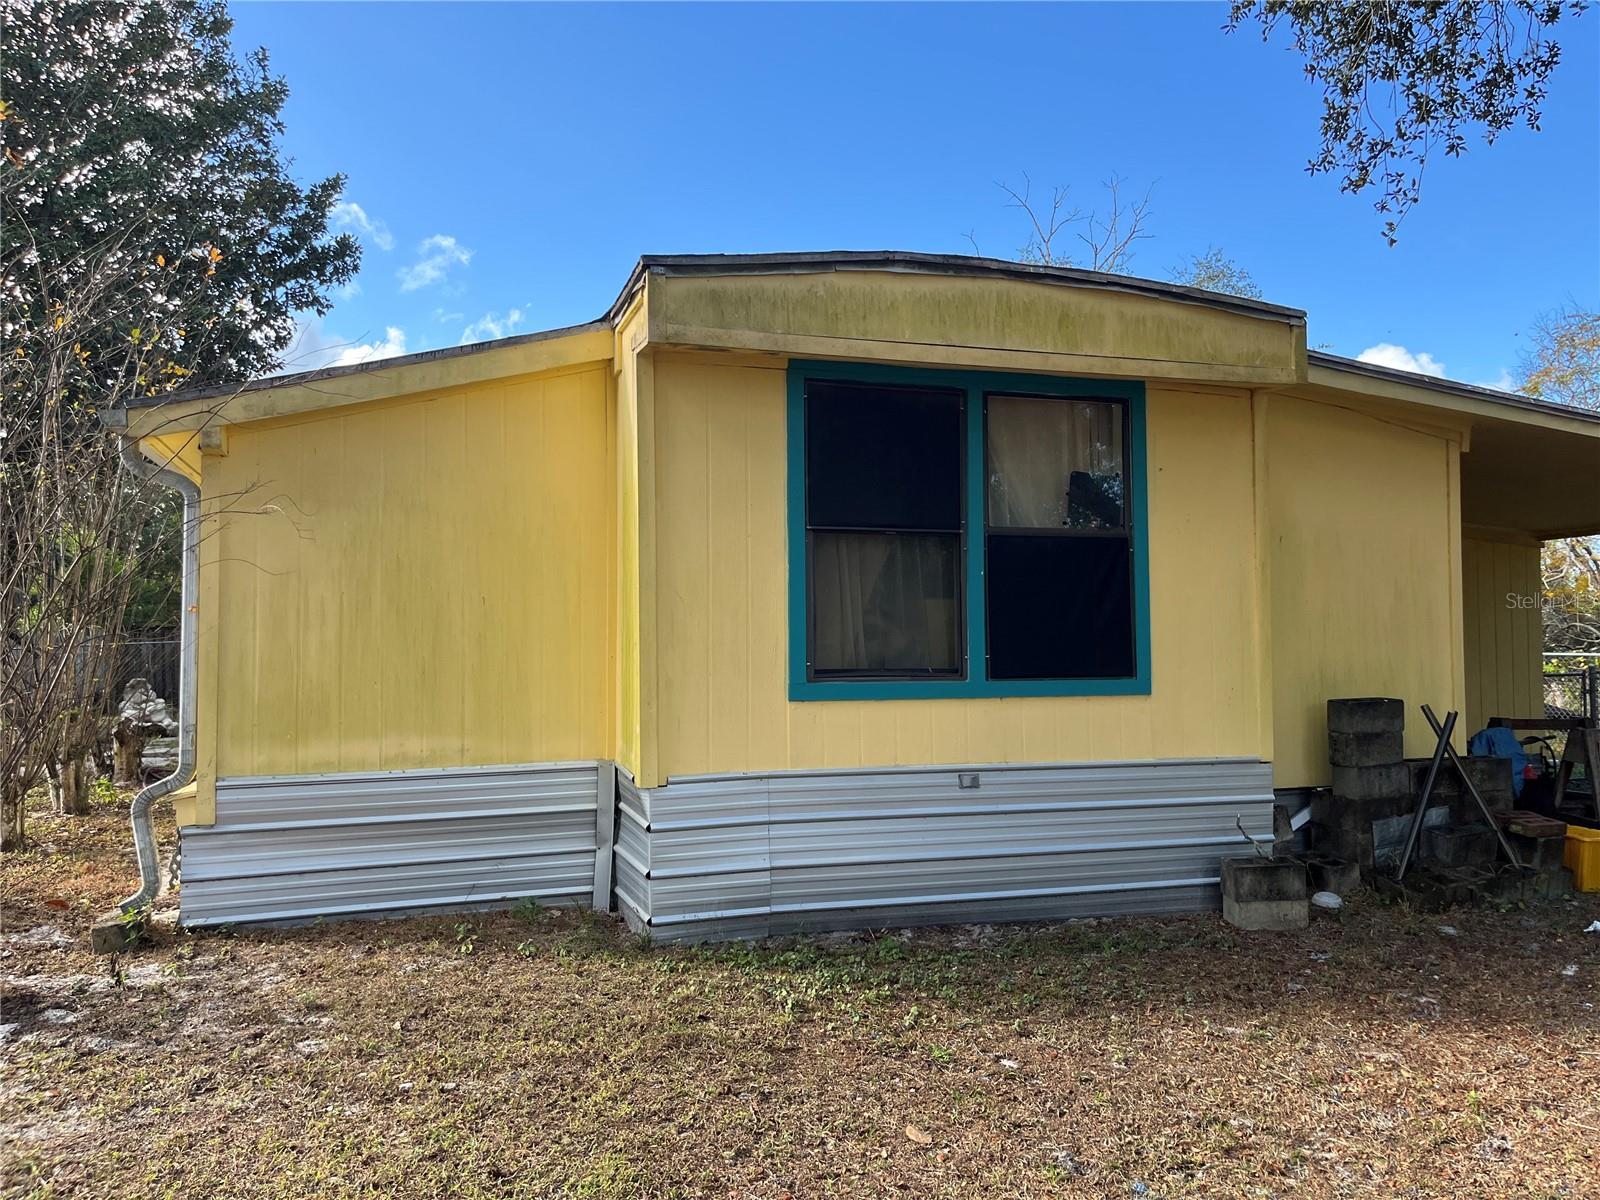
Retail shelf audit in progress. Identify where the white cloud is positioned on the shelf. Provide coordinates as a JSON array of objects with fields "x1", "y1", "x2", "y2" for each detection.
[
  {"x1": 460, "y1": 308, "x2": 524, "y2": 344},
  {"x1": 398, "y1": 234, "x2": 472, "y2": 292},
  {"x1": 1356, "y1": 343, "x2": 1447, "y2": 378},
  {"x1": 279, "y1": 319, "x2": 408, "y2": 374},
  {"x1": 433, "y1": 307, "x2": 466, "y2": 324},
  {"x1": 329, "y1": 326, "x2": 407, "y2": 367},
  {"x1": 330, "y1": 201, "x2": 394, "y2": 252},
  {"x1": 278, "y1": 319, "x2": 343, "y2": 373}
]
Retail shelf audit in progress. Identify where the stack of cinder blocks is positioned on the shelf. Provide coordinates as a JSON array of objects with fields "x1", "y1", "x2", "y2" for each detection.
[
  {"x1": 1311, "y1": 697, "x2": 1412, "y2": 874},
  {"x1": 1405, "y1": 755, "x2": 1515, "y2": 824},
  {"x1": 1405, "y1": 743, "x2": 1519, "y2": 896},
  {"x1": 1304, "y1": 698, "x2": 1576, "y2": 908},
  {"x1": 1486, "y1": 810, "x2": 1576, "y2": 902}
]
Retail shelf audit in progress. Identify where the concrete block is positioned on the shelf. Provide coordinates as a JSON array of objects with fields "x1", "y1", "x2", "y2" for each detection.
[
  {"x1": 1405, "y1": 757, "x2": 1513, "y2": 817},
  {"x1": 1329, "y1": 730, "x2": 1404, "y2": 768},
  {"x1": 1306, "y1": 818, "x2": 1373, "y2": 870},
  {"x1": 1508, "y1": 829, "x2": 1566, "y2": 873},
  {"x1": 1407, "y1": 758, "x2": 1462, "y2": 799},
  {"x1": 1422, "y1": 822, "x2": 1498, "y2": 869},
  {"x1": 1440, "y1": 864, "x2": 1495, "y2": 893},
  {"x1": 90, "y1": 911, "x2": 146, "y2": 955},
  {"x1": 1458, "y1": 756, "x2": 1516, "y2": 810},
  {"x1": 1481, "y1": 865, "x2": 1572, "y2": 905},
  {"x1": 1383, "y1": 865, "x2": 1492, "y2": 912},
  {"x1": 1372, "y1": 806, "x2": 1450, "y2": 873},
  {"x1": 1498, "y1": 811, "x2": 1567, "y2": 840},
  {"x1": 1331, "y1": 763, "x2": 1412, "y2": 802},
  {"x1": 1310, "y1": 793, "x2": 1419, "y2": 870},
  {"x1": 1537, "y1": 866, "x2": 1575, "y2": 899},
  {"x1": 1304, "y1": 854, "x2": 1362, "y2": 896},
  {"x1": 1221, "y1": 856, "x2": 1309, "y2": 931},
  {"x1": 1327, "y1": 697, "x2": 1404, "y2": 736}
]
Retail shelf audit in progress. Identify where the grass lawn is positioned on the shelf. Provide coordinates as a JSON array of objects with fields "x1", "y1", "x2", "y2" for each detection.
[{"x1": 3, "y1": 799, "x2": 1598, "y2": 1199}]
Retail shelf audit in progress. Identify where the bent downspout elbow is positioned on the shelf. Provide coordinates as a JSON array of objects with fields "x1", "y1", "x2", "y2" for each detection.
[{"x1": 117, "y1": 437, "x2": 200, "y2": 914}]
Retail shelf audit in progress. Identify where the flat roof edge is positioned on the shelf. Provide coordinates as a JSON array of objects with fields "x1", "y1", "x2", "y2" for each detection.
[
  {"x1": 1309, "y1": 350, "x2": 1600, "y2": 427},
  {"x1": 623, "y1": 251, "x2": 1309, "y2": 325},
  {"x1": 113, "y1": 319, "x2": 613, "y2": 413}
]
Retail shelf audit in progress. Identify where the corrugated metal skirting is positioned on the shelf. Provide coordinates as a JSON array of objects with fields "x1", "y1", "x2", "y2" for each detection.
[
  {"x1": 614, "y1": 758, "x2": 1275, "y2": 943},
  {"x1": 181, "y1": 762, "x2": 604, "y2": 926}
]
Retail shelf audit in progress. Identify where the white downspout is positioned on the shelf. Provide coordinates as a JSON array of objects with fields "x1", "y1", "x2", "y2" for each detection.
[{"x1": 116, "y1": 437, "x2": 199, "y2": 914}]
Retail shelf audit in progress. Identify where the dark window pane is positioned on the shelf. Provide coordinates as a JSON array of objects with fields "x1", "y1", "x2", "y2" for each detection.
[
  {"x1": 806, "y1": 381, "x2": 963, "y2": 531},
  {"x1": 811, "y1": 532, "x2": 960, "y2": 676},
  {"x1": 987, "y1": 395, "x2": 1124, "y2": 530},
  {"x1": 986, "y1": 534, "x2": 1134, "y2": 679}
]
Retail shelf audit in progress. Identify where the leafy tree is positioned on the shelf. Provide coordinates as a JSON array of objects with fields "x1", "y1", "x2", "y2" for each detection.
[
  {"x1": 1, "y1": 0, "x2": 361, "y2": 384},
  {"x1": 1541, "y1": 540, "x2": 1598, "y2": 655},
  {"x1": 1229, "y1": 2, "x2": 1589, "y2": 243},
  {"x1": 122, "y1": 493, "x2": 184, "y2": 632},
  {"x1": 1170, "y1": 248, "x2": 1263, "y2": 299},
  {"x1": 2, "y1": 0, "x2": 356, "y2": 843},
  {"x1": 1516, "y1": 306, "x2": 1600, "y2": 655},
  {"x1": 1520, "y1": 306, "x2": 1600, "y2": 412}
]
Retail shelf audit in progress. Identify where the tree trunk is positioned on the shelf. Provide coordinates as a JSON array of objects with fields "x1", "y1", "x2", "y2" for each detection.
[
  {"x1": 1, "y1": 787, "x2": 24, "y2": 851},
  {"x1": 47, "y1": 760, "x2": 64, "y2": 816},
  {"x1": 57, "y1": 757, "x2": 92, "y2": 816},
  {"x1": 113, "y1": 722, "x2": 147, "y2": 785}
]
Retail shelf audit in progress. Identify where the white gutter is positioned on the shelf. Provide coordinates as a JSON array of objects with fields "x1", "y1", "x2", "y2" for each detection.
[{"x1": 116, "y1": 438, "x2": 199, "y2": 913}]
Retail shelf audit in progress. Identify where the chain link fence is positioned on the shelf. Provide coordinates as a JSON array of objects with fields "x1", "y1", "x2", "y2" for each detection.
[
  {"x1": 1544, "y1": 655, "x2": 1599, "y2": 723},
  {"x1": 112, "y1": 634, "x2": 180, "y2": 709}
]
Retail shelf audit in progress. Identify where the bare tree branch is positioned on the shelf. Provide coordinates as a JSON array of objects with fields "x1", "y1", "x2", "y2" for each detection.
[
  {"x1": 997, "y1": 174, "x2": 1153, "y2": 273},
  {"x1": 1075, "y1": 175, "x2": 1155, "y2": 275}
]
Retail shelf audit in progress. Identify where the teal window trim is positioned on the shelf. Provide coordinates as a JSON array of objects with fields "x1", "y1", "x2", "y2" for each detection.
[{"x1": 787, "y1": 359, "x2": 1152, "y2": 701}]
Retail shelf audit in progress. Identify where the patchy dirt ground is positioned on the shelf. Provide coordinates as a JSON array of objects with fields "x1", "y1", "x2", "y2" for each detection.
[{"x1": 3, "y1": 801, "x2": 1599, "y2": 1200}]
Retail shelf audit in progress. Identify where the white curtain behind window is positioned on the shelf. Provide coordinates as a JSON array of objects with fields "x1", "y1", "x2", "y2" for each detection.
[
  {"x1": 812, "y1": 532, "x2": 959, "y2": 673},
  {"x1": 987, "y1": 396, "x2": 1121, "y2": 528}
]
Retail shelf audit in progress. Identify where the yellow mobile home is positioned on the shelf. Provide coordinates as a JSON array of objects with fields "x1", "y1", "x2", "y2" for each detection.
[{"x1": 107, "y1": 253, "x2": 1600, "y2": 940}]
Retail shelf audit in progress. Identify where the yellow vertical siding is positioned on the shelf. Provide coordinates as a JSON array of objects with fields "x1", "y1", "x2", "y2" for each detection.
[
  {"x1": 1461, "y1": 534, "x2": 1544, "y2": 730},
  {"x1": 1265, "y1": 394, "x2": 1463, "y2": 786},
  {"x1": 198, "y1": 362, "x2": 614, "y2": 789},
  {"x1": 649, "y1": 354, "x2": 1265, "y2": 783},
  {"x1": 173, "y1": 298, "x2": 1495, "y2": 809}
]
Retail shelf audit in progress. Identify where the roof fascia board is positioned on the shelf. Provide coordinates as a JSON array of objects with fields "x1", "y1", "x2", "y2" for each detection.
[
  {"x1": 1308, "y1": 354, "x2": 1600, "y2": 437},
  {"x1": 645, "y1": 319, "x2": 1303, "y2": 387},
  {"x1": 626, "y1": 252, "x2": 1309, "y2": 325},
  {"x1": 110, "y1": 326, "x2": 614, "y2": 437},
  {"x1": 1278, "y1": 382, "x2": 1475, "y2": 449}
]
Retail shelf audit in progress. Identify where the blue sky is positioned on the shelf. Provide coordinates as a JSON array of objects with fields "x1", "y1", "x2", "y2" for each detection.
[{"x1": 232, "y1": 1, "x2": 1600, "y2": 390}]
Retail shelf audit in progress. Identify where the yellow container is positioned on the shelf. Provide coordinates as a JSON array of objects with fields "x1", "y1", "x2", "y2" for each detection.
[{"x1": 1565, "y1": 826, "x2": 1600, "y2": 893}]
